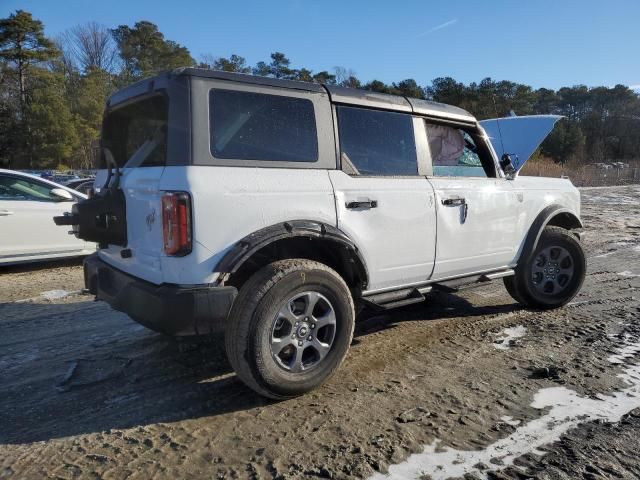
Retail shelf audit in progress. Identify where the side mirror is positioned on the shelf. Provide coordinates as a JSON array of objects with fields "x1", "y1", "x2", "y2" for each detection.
[
  {"x1": 500, "y1": 154, "x2": 518, "y2": 180},
  {"x1": 50, "y1": 188, "x2": 74, "y2": 201}
]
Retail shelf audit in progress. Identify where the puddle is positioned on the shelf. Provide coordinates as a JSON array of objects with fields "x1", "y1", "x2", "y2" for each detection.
[
  {"x1": 371, "y1": 337, "x2": 640, "y2": 480},
  {"x1": 492, "y1": 326, "x2": 527, "y2": 350}
]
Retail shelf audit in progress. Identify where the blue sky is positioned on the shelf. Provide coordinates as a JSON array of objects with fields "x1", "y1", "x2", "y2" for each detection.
[{"x1": 4, "y1": 0, "x2": 639, "y2": 90}]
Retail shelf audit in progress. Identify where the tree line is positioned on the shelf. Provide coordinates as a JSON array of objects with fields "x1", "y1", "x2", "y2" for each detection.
[{"x1": 1, "y1": 10, "x2": 639, "y2": 170}]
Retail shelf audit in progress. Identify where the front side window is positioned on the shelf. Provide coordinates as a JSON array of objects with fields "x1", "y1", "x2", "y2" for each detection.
[
  {"x1": 426, "y1": 122, "x2": 490, "y2": 178},
  {"x1": 337, "y1": 106, "x2": 418, "y2": 176},
  {"x1": 0, "y1": 175, "x2": 58, "y2": 201},
  {"x1": 209, "y1": 89, "x2": 318, "y2": 162}
]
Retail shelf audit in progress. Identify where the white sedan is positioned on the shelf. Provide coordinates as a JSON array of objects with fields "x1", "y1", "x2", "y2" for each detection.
[{"x1": 0, "y1": 169, "x2": 95, "y2": 265}]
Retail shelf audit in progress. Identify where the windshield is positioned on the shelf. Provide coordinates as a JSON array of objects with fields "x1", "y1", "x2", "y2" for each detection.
[{"x1": 99, "y1": 95, "x2": 168, "y2": 168}]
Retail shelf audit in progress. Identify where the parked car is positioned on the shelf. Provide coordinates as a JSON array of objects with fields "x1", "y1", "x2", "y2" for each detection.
[
  {"x1": 56, "y1": 69, "x2": 586, "y2": 398},
  {"x1": 64, "y1": 177, "x2": 95, "y2": 195},
  {"x1": 0, "y1": 169, "x2": 95, "y2": 265}
]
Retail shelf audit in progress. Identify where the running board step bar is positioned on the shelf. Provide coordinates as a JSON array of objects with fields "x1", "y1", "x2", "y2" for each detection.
[
  {"x1": 432, "y1": 269, "x2": 516, "y2": 292},
  {"x1": 363, "y1": 287, "x2": 430, "y2": 310},
  {"x1": 361, "y1": 269, "x2": 514, "y2": 308},
  {"x1": 480, "y1": 269, "x2": 515, "y2": 281}
]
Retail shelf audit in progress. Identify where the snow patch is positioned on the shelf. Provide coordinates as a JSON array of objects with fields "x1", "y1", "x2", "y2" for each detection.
[
  {"x1": 14, "y1": 289, "x2": 82, "y2": 303},
  {"x1": 583, "y1": 194, "x2": 639, "y2": 206},
  {"x1": 617, "y1": 271, "x2": 640, "y2": 278},
  {"x1": 371, "y1": 337, "x2": 640, "y2": 480},
  {"x1": 592, "y1": 251, "x2": 616, "y2": 258},
  {"x1": 500, "y1": 415, "x2": 521, "y2": 426},
  {"x1": 41, "y1": 289, "x2": 73, "y2": 300},
  {"x1": 492, "y1": 326, "x2": 527, "y2": 350}
]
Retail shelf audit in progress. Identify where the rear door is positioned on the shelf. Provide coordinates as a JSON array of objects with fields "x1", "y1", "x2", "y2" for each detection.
[
  {"x1": 422, "y1": 120, "x2": 520, "y2": 279},
  {"x1": 329, "y1": 105, "x2": 437, "y2": 292}
]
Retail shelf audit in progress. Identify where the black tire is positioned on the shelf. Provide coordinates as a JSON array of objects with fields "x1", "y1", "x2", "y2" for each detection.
[
  {"x1": 505, "y1": 226, "x2": 586, "y2": 309},
  {"x1": 224, "y1": 259, "x2": 355, "y2": 399},
  {"x1": 503, "y1": 275, "x2": 526, "y2": 304}
]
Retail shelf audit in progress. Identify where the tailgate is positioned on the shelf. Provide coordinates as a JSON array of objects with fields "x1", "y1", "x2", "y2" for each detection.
[{"x1": 95, "y1": 167, "x2": 165, "y2": 284}]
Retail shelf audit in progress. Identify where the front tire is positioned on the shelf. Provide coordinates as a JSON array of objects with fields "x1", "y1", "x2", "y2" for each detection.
[
  {"x1": 504, "y1": 226, "x2": 586, "y2": 309},
  {"x1": 225, "y1": 259, "x2": 355, "y2": 399}
]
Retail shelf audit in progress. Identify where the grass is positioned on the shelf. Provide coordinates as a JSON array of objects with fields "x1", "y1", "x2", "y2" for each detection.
[{"x1": 520, "y1": 156, "x2": 640, "y2": 186}]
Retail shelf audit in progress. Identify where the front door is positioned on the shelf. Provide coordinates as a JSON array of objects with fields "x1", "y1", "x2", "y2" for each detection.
[
  {"x1": 421, "y1": 120, "x2": 520, "y2": 279},
  {"x1": 329, "y1": 105, "x2": 436, "y2": 292}
]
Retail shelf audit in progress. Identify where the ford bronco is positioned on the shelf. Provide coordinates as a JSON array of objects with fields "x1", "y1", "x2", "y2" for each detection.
[{"x1": 54, "y1": 68, "x2": 586, "y2": 398}]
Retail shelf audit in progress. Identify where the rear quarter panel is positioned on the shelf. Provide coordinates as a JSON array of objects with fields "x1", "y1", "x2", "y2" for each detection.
[{"x1": 158, "y1": 166, "x2": 337, "y2": 285}]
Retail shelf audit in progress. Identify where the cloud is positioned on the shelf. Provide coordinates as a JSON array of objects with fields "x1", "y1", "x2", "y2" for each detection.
[
  {"x1": 628, "y1": 84, "x2": 640, "y2": 91},
  {"x1": 416, "y1": 18, "x2": 458, "y2": 37}
]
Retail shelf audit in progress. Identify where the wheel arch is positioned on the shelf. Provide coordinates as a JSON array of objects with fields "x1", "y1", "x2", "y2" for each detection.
[
  {"x1": 519, "y1": 205, "x2": 583, "y2": 263},
  {"x1": 214, "y1": 220, "x2": 369, "y2": 292}
]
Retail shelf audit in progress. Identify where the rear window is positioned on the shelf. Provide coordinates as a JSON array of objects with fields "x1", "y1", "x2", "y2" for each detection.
[
  {"x1": 100, "y1": 95, "x2": 168, "y2": 168},
  {"x1": 209, "y1": 89, "x2": 318, "y2": 162}
]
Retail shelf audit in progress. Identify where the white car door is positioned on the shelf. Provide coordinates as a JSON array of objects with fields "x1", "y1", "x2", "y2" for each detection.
[
  {"x1": 0, "y1": 173, "x2": 88, "y2": 261},
  {"x1": 422, "y1": 121, "x2": 521, "y2": 279},
  {"x1": 329, "y1": 105, "x2": 437, "y2": 292}
]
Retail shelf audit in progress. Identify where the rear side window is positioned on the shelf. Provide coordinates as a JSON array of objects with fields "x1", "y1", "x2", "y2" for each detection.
[
  {"x1": 337, "y1": 106, "x2": 417, "y2": 176},
  {"x1": 209, "y1": 89, "x2": 318, "y2": 162}
]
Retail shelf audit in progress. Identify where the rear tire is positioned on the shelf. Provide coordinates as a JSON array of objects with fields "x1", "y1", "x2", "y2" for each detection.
[
  {"x1": 504, "y1": 226, "x2": 586, "y2": 309},
  {"x1": 225, "y1": 259, "x2": 355, "y2": 399}
]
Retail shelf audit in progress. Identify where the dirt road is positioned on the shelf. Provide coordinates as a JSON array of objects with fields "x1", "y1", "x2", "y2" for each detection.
[{"x1": 1, "y1": 185, "x2": 639, "y2": 479}]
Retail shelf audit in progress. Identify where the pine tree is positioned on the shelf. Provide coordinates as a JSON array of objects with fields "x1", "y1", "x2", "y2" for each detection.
[
  {"x1": 0, "y1": 10, "x2": 58, "y2": 114},
  {"x1": 111, "y1": 21, "x2": 194, "y2": 83}
]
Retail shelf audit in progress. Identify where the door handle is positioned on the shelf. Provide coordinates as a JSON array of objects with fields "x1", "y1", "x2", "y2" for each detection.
[
  {"x1": 442, "y1": 197, "x2": 466, "y2": 206},
  {"x1": 346, "y1": 200, "x2": 378, "y2": 210},
  {"x1": 0, "y1": 210, "x2": 14, "y2": 216},
  {"x1": 441, "y1": 197, "x2": 468, "y2": 223}
]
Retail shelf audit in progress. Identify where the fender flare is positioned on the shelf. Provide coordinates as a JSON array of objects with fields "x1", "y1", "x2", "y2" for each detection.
[
  {"x1": 519, "y1": 204, "x2": 583, "y2": 263},
  {"x1": 214, "y1": 220, "x2": 369, "y2": 289}
]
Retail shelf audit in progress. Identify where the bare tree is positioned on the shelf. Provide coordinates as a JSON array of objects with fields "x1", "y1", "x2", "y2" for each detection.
[
  {"x1": 53, "y1": 37, "x2": 77, "y2": 76},
  {"x1": 334, "y1": 66, "x2": 360, "y2": 88},
  {"x1": 63, "y1": 21, "x2": 117, "y2": 73}
]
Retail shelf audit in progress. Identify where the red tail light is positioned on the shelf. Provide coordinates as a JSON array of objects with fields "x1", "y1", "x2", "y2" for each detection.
[{"x1": 162, "y1": 192, "x2": 192, "y2": 256}]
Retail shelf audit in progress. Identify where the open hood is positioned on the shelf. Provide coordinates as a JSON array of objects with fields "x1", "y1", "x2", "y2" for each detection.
[{"x1": 479, "y1": 115, "x2": 563, "y2": 171}]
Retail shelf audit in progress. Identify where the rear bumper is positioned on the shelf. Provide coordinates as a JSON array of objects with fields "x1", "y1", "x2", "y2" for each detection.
[{"x1": 84, "y1": 253, "x2": 237, "y2": 336}]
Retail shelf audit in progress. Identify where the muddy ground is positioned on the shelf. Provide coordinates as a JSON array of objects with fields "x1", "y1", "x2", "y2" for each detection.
[{"x1": 1, "y1": 185, "x2": 640, "y2": 480}]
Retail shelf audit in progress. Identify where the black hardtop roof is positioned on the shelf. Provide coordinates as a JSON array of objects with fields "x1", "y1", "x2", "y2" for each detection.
[{"x1": 107, "y1": 67, "x2": 476, "y2": 122}]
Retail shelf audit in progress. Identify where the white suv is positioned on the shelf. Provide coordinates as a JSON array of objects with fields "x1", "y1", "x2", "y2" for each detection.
[{"x1": 55, "y1": 69, "x2": 586, "y2": 398}]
